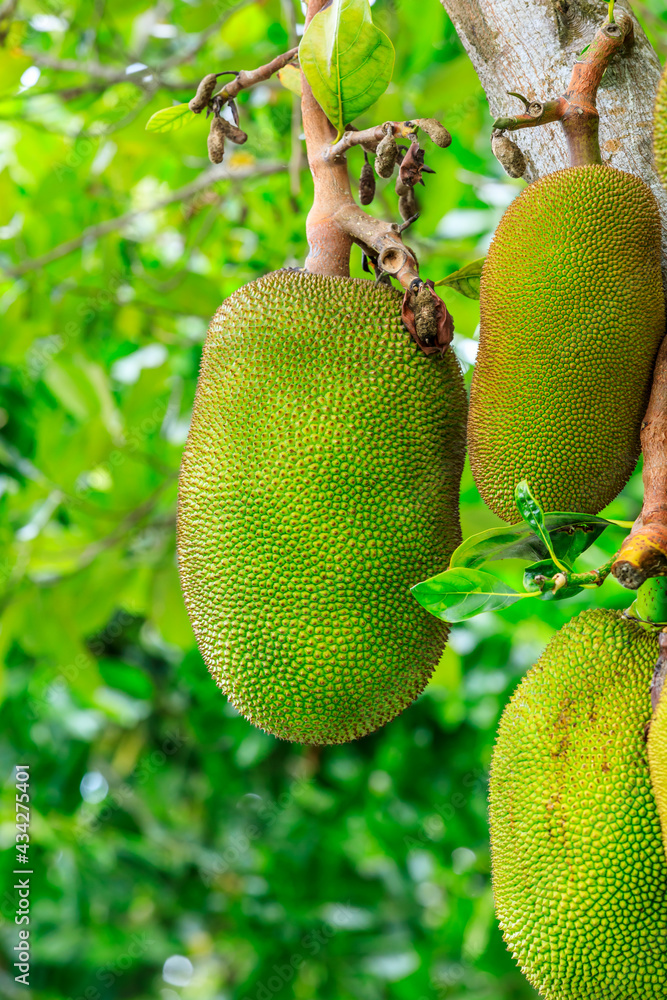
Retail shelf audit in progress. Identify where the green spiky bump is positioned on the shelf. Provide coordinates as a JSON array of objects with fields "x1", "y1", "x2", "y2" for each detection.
[
  {"x1": 490, "y1": 608, "x2": 667, "y2": 998},
  {"x1": 177, "y1": 271, "x2": 467, "y2": 744},
  {"x1": 469, "y1": 164, "x2": 665, "y2": 522},
  {"x1": 649, "y1": 677, "x2": 667, "y2": 860}
]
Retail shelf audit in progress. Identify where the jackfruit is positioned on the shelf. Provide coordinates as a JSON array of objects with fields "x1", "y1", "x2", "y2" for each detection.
[
  {"x1": 649, "y1": 677, "x2": 667, "y2": 858},
  {"x1": 656, "y1": 66, "x2": 667, "y2": 188},
  {"x1": 469, "y1": 164, "x2": 665, "y2": 522},
  {"x1": 490, "y1": 608, "x2": 667, "y2": 998},
  {"x1": 177, "y1": 270, "x2": 467, "y2": 744}
]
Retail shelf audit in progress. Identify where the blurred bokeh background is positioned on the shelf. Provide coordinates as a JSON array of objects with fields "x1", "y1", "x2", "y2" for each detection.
[{"x1": 0, "y1": 1, "x2": 666, "y2": 998}]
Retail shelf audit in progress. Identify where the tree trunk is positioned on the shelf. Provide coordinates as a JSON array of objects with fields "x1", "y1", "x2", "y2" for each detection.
[{"x1": 440, "y1": 0, "x2": 667, "y2": 282}]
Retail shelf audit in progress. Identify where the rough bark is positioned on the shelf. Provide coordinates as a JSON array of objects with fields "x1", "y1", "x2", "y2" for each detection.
[{"x1": 440, "y1": 0, "x2": 667, "y2": 282}]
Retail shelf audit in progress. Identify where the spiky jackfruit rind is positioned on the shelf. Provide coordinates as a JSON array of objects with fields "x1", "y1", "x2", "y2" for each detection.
[
  {"x1": 649, "y1": 682, "x2": 667, "y2": 859},
  {"x1": 177, "y1": 271, "x2": 467, "y2": 745},
  {"x1": 656, "y1": 66, "x2": 667, "y2": 188},
  {"x1": 469, "y1": 164, "x2": 665, "y2": 522},
  {"x1": 490, "y1": 608, "x2": 667, "y2": 998}
]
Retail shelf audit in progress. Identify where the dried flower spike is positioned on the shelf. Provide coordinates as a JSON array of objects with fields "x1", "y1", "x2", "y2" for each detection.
[
  {"x1": 208, "y1": 116, "x2": 226, "y2": 163},
  {"x1": 359, "y1": 153, "x2": 376, "y2": 205},
  {"x1": 415, "y1": 118, "x2": 452, "y2": 148},
  {"x1": 189, "y1": 73, "x2": 219, "y2": 114},
  {"x1": 399, "y1": 188, "x2": 418, "y2": 221},
  {"x1": 375, "y1": 132, "x2": 398, "y2": 178},
  {"x1": 491, "y1": 129, "x2": 527, "y2": 179},
  {"x1": 219, "y1": 117, "x2": 248, "y2": 145}
]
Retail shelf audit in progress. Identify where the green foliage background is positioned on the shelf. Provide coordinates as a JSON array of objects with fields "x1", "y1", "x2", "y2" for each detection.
[{"x1": 0, "y1": 1, "x2": 665, "y2": 998}]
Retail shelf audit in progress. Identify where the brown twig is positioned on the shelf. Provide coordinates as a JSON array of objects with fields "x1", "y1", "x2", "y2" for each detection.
[
  {"x1": 216, "y1": 47, "x2": 299, "y2": 102},
  {"x1": 492, "y1": 16, "x2": 633, "y2": 167},
  {"x1": 325, "y1": 121, "x2": 415, "y2": 162},
  {"x1": 300, "y1": 0, "x2": 450, "y2": 353},
  {"x1": 301, "y1": 41, "x2": 415, "y2": 280},
  {"x1": 28, "y1": 0, "x2": 255, "y2": 87},
  {"x1": 613, "y1": 335, "x2": 667, "y2": 589}
]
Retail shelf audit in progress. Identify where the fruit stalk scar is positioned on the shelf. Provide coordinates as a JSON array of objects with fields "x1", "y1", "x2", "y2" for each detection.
[{"x1": 492, "y1": 15, "x2": 633, "y2": 168}]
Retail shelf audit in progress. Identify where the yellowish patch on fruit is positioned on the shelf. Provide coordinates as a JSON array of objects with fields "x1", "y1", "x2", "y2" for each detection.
[{"x1": 490, "y1": 609, "x2": 667, "y2": 998}]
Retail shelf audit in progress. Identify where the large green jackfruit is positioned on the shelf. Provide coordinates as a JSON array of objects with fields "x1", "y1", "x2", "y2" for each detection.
[
  {"x1": 490, "y1": 608, "x2": 667, "y2": 999},
  {"x1": 177, "y1": 271, "x2": 467, "y2": 745},
  {"x1": 469, "y1": 164, "x2": 665, "y2": 522},
  {"x1": 649, "y1": 679, "x2": 667, "y2": 859},
  {"x1": 656, "y1": 66, "x2": 667, "y2": 188}
]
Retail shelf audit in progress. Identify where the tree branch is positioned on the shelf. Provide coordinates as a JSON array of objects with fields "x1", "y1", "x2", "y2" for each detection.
[
  {"x1": 3, "y1": 161, "x2": 286, "y2": 278},
  {"x1": 215, "y1": 47, "x2": 298, "y2": 101},
  {"x1": 440, "y1": 0, "x2": 667, "y2": 282},
  {"x1": 300, "y1": 0, "x2": 451, "y2": 357},
  {"x1": 492, "y1": 17, "x2": 632, "y2": 167},
  {"x1": 27, "y1": 0, "x2": 254, "y2": 89},
  {"x1": 325, "y1": 121, "x2": 415, "y2": 162},
  {"x1": 0, "y1": 0, "x2": 18, "y2": 45},
  {"x1": 613, "y1": 334, "x2": 667, "y2": 588}
]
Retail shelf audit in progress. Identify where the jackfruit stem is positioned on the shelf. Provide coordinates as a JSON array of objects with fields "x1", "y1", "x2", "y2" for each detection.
[
  {"x1": 491, "y1": 16, "x2": 633, "y2": 168},
  {"x1": 300, "y1": 0, "x2": 420, "y2": 291},
  {"x1": 613, "y1": 334, "x2": 667, "y2": 589}
]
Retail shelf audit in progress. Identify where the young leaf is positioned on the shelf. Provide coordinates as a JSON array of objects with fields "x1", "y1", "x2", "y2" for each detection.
[
  {"x1": 450, "y1": 513, "x2": 613, "y2": 570},
  {"x1": 412, "y1": 568, "x2": 531, "y2": 623},
  {"x1": 450, "y1": 523, "x2": 550, "y2": 569},
  {"x1": 434, "y1": 258, "x2": 485, "y2": 300},
  {"x1": 278, "y1": 64, "x2": 302, "y2": 97},
  {"x1": 514, "y1": 480, "x2": 567, "y2": 569},
  {"x1": 299, "y1": 0, "x2": 395, "y2": 141},
  {"x1": 146, "y1": 104, "x2": 195, "y2": 134}
]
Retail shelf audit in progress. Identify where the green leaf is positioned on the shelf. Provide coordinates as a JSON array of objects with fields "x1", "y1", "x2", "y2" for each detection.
[
  {"x1": 299, "y1": 0, "x2": 395, "y2": 141},
  {"x1": 412, "y1": 568, "x2": 531, "y2": 623},
  {"x1": 434, "y1": 257, "x2": 485, "y2": 299},
  {"x1": 146, "y1": 103, "x2": 195, "y2": 134},
  {"x1": 514, "y1": 480, "x2": 565, "y2": 568},
  {"x1": 449, "y1": 513, "x2": 615, "y2": 570},
  {"x1": 278, "y1": 64, "x2": 302, "y2": 97}
]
